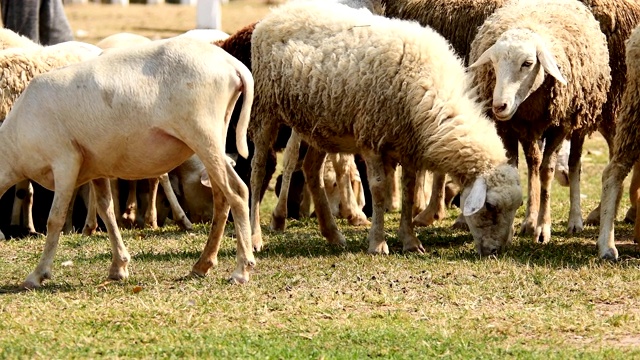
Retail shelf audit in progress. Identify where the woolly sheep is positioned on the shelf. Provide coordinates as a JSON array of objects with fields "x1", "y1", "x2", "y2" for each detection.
[
  {"x1": 0, "y1": 37, "x2": 255, "y2": 288},
  {"x1": 249, "y1": 1, "x2": 522, "y2": 256},
  {"x1": 468, "y1": 0, "x2": 610, "y2": 243},
  {"x1": 95, "y1": 32, "x2": 152, "y2": 50},
  {"x1": 597, "y1": 24, "x2": 640, "y2": 260},
  {"x1": 0, "y1": 28, "x2": 40, "y2": 50}
]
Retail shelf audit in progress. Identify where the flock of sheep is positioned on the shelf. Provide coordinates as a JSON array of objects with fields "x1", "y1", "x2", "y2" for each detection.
[{"x1": 1, "y1": 0, "x2": 640, "y2": 289}]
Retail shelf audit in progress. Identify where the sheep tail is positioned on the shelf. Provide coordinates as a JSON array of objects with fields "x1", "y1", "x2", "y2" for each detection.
[{"x1": 234, "y1": 61, "x2": 253, "y2": 159}]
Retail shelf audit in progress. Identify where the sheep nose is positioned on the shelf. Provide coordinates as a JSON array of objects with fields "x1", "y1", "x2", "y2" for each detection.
[{"x1": 493, "y1": 103, "x2": 508, "y2": 114}]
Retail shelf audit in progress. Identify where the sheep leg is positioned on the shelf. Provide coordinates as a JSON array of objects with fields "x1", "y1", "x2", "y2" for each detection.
[
  {"x1": 90, "y1": 178, "x2": 131, "y2": 281},
  {"x1": 332, "y1": 153, "x2": 370, "y2": 226},
  {"x1": 271, "y1": 131, "x2": 301, "y2": 231},
  {"x1": 385, "y1": 163, "x2": 401, "y2": 212},
  {"x1": 22, "y1": 163, "x2": 80, "y2": 289},
  {"x1": 191, "y1": 179, "x2": 230, "y2": 277},
  {"x1": 413, "y1": 171, "x2": 446, "y2": 227},
  {"x1": 300, "y1": 184, "x2": 312, "y2": 218},
  {"x1": 397, "y1": 164, "x2": 424, "y2": 253},
  {"x1": 110, "y1": 179, "x2": 122, "y2": 227},
  {"x1": 625, "y1": 162, "x2": 640, "y2": 226},
  {"x1": 63, "y1": 188, "x2": 79, "y2": 234},
  {"x1": 158, "y1": 173, "x2": 193, "y2": 231},
  {"x1": 534, "y1": 130, "x2": 566, "y2": 243},
  {"x1": 201, "y1": 155, "x2": 254, "y2": 283},
  {"x1": 303, "y1": 147, "x2": 346, "y2": 246},
  {"x1": 411, "y1": 168, "x2": 429, "y2": 216},
  {"x1": 121, "y1": 180, "x2": 137, "y2": 228},
  {"x1": 250, "y1": 122, "x2": 279, "y2": 252},
  {"x1": 363, "y1": 153, "x2": 389, "y2": 254},
  {"x1": 520, "y1": 139, "x2": 542, "y2": 237},
  {"x1": 599, "y1": 159, "x2": 633, "y2": 260},
  {"x1": 586, "y1": 122, "x2": 617, "y2": 225},
  {"x1": 0, "y1": 180, "x2": 22, "y2": 241},
  {"x1": 566, "y1": 131, "x2": 586, "y2": 235},
  {"x1": 82, "y1": 183, "x2": 98, "y2": 235},
  {"x1": 11, "y1": 180, "x2": 37, "y2": 235},
  {"x1": 144, "y1": 177, "x2": 160, "y2": 229}
]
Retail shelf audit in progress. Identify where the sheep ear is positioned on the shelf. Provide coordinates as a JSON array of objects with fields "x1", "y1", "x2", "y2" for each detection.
[
  {"x1": 200, "y1": 169, "x2": 212, "y2": 188},
  {"x1": 469, "y1": 44, "x2": 494, "y2": 68},
  {"x1": 463, "y1": 177, "x2": 487, "y2": 216},
  {"x1": 536, "y1": 43, "x2": 567, "y2": 85}
]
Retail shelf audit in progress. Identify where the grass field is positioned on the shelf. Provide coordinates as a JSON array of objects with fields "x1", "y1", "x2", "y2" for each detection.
[{"x1": 0, "y1": 1, "x2": 639, "y2": 358}]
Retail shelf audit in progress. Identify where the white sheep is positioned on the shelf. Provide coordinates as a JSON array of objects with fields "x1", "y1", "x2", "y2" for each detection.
[
  {"x1": 249, "y1": 1, "x2": 522, "y2": 256},
  {"x1": 0, "y1": 40, "x2": 103, "y2": 240},
  {"x1": 468, "y1": 0, "x2": 611, "y2": 244},
  {"x1": 598, "y1": 24, "x2": 640, "y2": 260},
  {"x1": 0, "y1": 37, "x2": 255, "y2": 288}
]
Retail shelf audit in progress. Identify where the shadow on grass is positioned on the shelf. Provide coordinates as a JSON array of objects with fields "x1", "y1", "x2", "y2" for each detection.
[{"x1": 0, "y1": 282, "x2": 77, "y2": 295}]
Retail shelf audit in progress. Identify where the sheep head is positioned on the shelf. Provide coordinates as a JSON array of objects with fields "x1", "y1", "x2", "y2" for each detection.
[
  {"x1": 469, "y1": 29, "x2": 567, "y2": 121},
  {"x1": 460, "y1": 164, "x2": 522, "y2": 256}
]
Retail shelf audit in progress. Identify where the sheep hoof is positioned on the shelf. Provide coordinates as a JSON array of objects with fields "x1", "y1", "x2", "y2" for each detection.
[
  {"x1": 22, "y1": 271, "x2": 49, "y2": 290},
  {"x1": 269, "y1": 215, "x2": 286, "y2": 231},
  {"x1": 585, "y1": 208, "x2": 601, "y2": 226},
  {"x1": 624, "y1": 207, "x2": 636, "y2": 224},
  {"x1": 252, "y1": 235, "x2": 264, "y2": 252},
  {"x1": 519, "y1": 220, "x2": 535, "y2": 235},
  {"x1": 566, "y1": 220, "x2": 583, "y2": 235},
  {"x1": 451, "y1": 214, "x2": 468, "y2": 231},
  {"x1": 327, "y1": 233, "x2": 347, "y2": 247},
  {"x1": 599, "y1": 247, "x2": 619, "y2": 261},
  {"x1": 82, "y1": 225, "x2": 97, "y2": 236},
  {"x1": 176, "y1": 218, "x2": 193, "y2": 231},
  {"x1": 347, "y1": 214, "x2": 370, "y2": 227},
  {"x1": 368, "y1": 241, "x2": 389, "y2": 255},
  {"x1": 108, "y1": 265, "x2": 129, "y2": 281},
  {"x1": 191, "y1": 259, "x2": 217, "y2": 276},
  {"x1": 534, "y1": 224, "x2": 551, "y2": 244},
  {"x1": 403, "y1": 243, "x2": 425, "y2": 254},
  {"x1": 229, "y1": 269, "x2": 250, "y2": 284}
]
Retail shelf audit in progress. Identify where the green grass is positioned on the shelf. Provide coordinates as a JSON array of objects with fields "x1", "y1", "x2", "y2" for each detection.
[{"x1": 1, "y1": 133, "x2": 640, "y2": 359}]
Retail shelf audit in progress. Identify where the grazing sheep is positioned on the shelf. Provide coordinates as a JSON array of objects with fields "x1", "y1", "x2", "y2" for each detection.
[
  {"x1": 0, "y1": 37, "x2": 255, "y2": 288},
  {"x1": 598, "y1": 24, "x2": 640, "y2": 260},
  {"x1": 178, "y1": 29, "x2": 230, "y2": 43},
  {"x1": 249, "y1": 1, "x2": 522, "y2": 255},
  {"x1": 468, "y1": 0, "x2": 610, "y2": 243}
]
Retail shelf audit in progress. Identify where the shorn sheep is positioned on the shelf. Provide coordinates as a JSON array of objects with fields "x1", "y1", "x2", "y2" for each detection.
[
  {"x1": 0, "y1": 37, "x2": 255, "y2": 288},
  {"x1": 468, "y1": 0, "x2": 611, "y2": 244},
  {"x1": 598, "y1": 24, "x2": 640, "y2": 260},
  {"x1": 249, "y1": 1, "x2": 522, "y2": 256},
  {"x1": 0, "y1": 40, "x2": 103, "y2": 240}
]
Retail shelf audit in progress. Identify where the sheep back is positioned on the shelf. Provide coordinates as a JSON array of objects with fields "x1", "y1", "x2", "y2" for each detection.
[
  {"x1": 0, "y1": 29, "x2": 39, "y2": 50},
  {"x1": 0, "y1": 47, "x2": 93, "y2": 120},
  {"x1": 469, "y1": 0, "x2": 610, "y2": 135},
  {"x1": 383, "y1": 0, "x2": 508, "y2": 64},
  {"x1": 252, "y1": 1, "x2": 507, "y2": 180}
]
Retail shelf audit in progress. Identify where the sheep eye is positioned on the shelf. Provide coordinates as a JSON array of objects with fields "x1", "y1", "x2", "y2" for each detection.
[{"x1": 522, "y1": 60, "x2": 533, "y2": 68}]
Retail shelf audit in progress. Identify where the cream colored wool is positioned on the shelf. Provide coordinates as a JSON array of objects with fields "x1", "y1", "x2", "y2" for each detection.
[{"x1": 250, "y1": 0, "x2": 522, "y2": 256}]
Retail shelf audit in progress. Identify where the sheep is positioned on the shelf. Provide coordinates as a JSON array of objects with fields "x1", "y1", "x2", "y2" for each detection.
[
  {"x1": 249, "y1": 1, "x2": 523, "y2": 256},
  {"x1": 597, "y1": 24, "x2": 640, "y2": 260},
  {"x1": 0, "y1": 36, "x2": 255, "y2": 288},
  {"x1": 468, "y1": 0, "x2": 611, "y2": 244},
  {"x1": 0, "y1": 40, "x2": 103, "y2": 241},
  {"x1": 177, "y1": 29, "x2": 230, "y2": 43},
  {"x1": 79, "y1": 32, "x2": 194, "y2": 235}
]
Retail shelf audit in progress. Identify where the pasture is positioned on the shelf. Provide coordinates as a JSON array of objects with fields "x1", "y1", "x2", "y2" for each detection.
[{"x1": 0, "y1": 1, "x2": 639, "y2": 358}]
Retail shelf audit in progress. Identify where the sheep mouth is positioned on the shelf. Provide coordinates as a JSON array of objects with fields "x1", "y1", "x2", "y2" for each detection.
[{"x1": 493, "y1": 111, "x2": 515, "y2": 121}]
